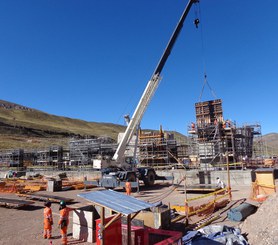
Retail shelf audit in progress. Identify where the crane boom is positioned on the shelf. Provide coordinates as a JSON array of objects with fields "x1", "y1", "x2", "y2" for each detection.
[{"x1": 113, "y1": 0, "x2": 198, "y2": 163}]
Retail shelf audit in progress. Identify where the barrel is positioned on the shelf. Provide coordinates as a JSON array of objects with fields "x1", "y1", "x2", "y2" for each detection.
[{"x1": 227, "y1": 202, "x2": 257, "y2": 221}]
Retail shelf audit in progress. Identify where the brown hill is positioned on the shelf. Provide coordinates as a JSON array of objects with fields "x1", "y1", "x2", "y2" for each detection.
[
  {"x1": 0, "y1": 99, "x2": 186, "y2": 150},
  {"x1": 261, "y1": 133, "x2": 278, "y2": 155}
]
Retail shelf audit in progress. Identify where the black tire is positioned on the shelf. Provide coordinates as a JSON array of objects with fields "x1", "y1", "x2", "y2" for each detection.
[{"x1": 143, "y1": 170, "x2": 155, "y2": 187}]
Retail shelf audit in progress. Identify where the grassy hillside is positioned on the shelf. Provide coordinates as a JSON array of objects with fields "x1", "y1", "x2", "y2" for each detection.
[
  {"x1": 0, "y1": 100, "x2": 186, "y2": 150},
  {"x1": 1, "y1": 99, "x2": 276, "y2": 154}
]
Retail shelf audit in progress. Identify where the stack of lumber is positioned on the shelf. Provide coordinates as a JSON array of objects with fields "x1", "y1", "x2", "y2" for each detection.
[{"x1": 0, "y1": 179, "x2": 47, "y2": 193}]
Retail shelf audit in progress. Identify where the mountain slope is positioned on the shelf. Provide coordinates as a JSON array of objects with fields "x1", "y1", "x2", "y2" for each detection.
[
  {"x1": 261, "y1": 133, "x2": 278, "y2": 155},
  {"x1": 0, "y1": 99, "x2": 186, "y2": 150}
]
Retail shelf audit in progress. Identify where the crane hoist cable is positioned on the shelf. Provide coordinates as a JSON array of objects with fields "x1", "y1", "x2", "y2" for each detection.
[
  {"x1": 194, "y1": 1, "x2": 218, "y2": 102},
  {"x1": 199, "y1": 73, "x2": 217, "y2": 102}
]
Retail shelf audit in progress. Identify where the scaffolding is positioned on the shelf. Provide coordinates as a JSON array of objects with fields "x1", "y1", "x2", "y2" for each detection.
[
  {"x1": 188, "y1": 99, "x2": 262, "y2": 167},
  {"x1": 249, "y1": 123, "x2": 264, "y2": 157},
  {"x1": 0, "y1": 98, "x2": 266, "y2": 170},
  {"x1": 0, "y1": 149, "x2": 24, "y2": 168},
  {"x1": 138, "y1": 126, "x2": 178, "y2": 167},
  {"x1": 35, "y1": 146, "x2": 64, "y2": 168},
  {"x1": 69, "y1": 137, "x2": 117, "y2": 166}
]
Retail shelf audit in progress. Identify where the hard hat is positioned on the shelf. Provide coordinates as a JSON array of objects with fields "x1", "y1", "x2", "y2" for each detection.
[
  {"x1": 44, "y1": 201, "x2": 51, "y2": 207},
  {"x1": 60, "y1": 200, "x2": 66, "y2": 206}
]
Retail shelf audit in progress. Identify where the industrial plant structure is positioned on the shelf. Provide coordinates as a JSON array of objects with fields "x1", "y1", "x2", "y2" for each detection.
[
  {"x1": 0, "y1": 99, "x2": 266, "y2": 170},
  {"x1": 186, "y1": 99, "x2": 264, "y2": 168}
]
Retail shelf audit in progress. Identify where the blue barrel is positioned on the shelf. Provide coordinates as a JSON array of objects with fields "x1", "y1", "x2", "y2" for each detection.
[{"x1": 227, "y1": 202, "x2": 257, "y2": 221}]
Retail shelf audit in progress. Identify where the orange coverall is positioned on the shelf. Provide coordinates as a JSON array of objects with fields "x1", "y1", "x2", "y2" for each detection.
[
  {"x1": 59, "y1": 207, "x2": 74, "y2": 245},
  {"x1": 125, "y1": 181, "x2": 131, "y2": 195},
  {"x1": 43, "y1": 206, "x2": 53, "y2": 239}
]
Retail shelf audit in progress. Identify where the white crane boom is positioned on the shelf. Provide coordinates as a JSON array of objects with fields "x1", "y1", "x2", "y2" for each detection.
[{"x1": 112, "y1": 0, "x2": 198, "y2": 164}]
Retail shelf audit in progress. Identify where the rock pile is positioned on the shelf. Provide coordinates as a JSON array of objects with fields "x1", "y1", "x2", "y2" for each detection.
[{"x1": 241, "y1": 193, "x2": 278, "y2": 245}]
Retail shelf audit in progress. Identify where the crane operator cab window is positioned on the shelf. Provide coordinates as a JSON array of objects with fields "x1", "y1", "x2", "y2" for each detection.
[{"x1": 124, "y1": 157, "x2": 138, "y2": 169}]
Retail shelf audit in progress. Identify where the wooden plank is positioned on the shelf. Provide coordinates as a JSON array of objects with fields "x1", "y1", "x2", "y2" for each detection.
[
  {"x1": 0, "y1": 197, "x2": 34, "y2": 208},
  {"x1": 17, "y1": 193, "x2": 74, "y2": 203},
  {"x1": 184, "y1": 185, "x2": 220, "y2": 193}
]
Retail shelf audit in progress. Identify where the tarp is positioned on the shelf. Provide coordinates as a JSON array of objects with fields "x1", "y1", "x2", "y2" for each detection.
[{"x1": 182, "y1": 225, "x2": 249, "y2": 245}]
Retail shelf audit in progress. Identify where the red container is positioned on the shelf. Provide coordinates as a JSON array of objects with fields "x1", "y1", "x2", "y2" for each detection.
[
  {"x1": 122, "y1": 224, "x2": 148, "y2": 245},
  {"x1": 96, "y1": 215, "x2": 122, "y2": 245},
  {"x1": 146, "y1": 227, "x2": 182, "y2": 245}
]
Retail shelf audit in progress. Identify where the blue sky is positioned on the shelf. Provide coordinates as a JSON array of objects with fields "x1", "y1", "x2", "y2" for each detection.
[{"x1": 0, "y1": 0, "x2": 277, "y2": 135}]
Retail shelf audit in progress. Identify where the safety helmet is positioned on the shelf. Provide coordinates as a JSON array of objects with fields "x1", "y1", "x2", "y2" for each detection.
[
  {"x1": 44, "y1": 201, "x2": 51, "y2": 207},
  {"x1": 60, "y1": 200, "x2": 66, "y2": 206}
]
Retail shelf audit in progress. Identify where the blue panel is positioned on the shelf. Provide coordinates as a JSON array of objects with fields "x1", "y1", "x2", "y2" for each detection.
[{"x1": 78, "y1": 189, "x2": 155, "y2": 215}]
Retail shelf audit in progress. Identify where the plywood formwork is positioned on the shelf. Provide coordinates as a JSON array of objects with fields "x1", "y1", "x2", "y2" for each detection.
[
  {"x1": 188, "y1": 99, "x2": 262, "y2": 166},
  {"x1": 138, "y1": 126, "x2": 178, "y2": 167},
  {"x1": 195, "y1": 99, "x2": 223, "y2": 127}
]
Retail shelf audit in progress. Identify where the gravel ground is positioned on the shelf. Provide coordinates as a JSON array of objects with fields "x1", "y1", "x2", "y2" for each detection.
[
  {"x1": 0, "y1": 182, "x2": 255, "y2": 245},
  {"x1": 241, "y1": 192, "x2": 278, "y2": 245}
]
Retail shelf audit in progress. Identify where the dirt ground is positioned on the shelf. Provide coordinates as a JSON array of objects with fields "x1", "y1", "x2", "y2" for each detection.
[
  {"x1": 0, "y1": 181, "x2": 254, "y2": 245},
  {"x1": 240, "y1": 191, "x2": 278, "y2": 245}
]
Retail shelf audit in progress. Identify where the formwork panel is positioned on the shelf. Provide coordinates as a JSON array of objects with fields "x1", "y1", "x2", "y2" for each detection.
[{"x1": 195, "y1": 99, "x2": 223, "y2": 126}]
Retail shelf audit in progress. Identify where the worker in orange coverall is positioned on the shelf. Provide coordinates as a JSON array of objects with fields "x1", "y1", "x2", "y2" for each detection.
[
  {"x1": 43, "y1": 201, "x2": 53, "y2": 239},
  {"x1": 58, "y1": 201, "x2": 75, "y2": 245},
  {"x1": 125, "y1": 181, "x2": 131, "y2": 195}
]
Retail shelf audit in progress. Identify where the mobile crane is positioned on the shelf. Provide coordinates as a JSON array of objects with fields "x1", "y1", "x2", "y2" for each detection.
[{"x1": 91, "y1": 0, "x2": 199, "y2": 188}]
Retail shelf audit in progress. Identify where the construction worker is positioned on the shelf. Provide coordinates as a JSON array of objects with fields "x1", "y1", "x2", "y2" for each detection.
[
  {"x1": 43, "y1": 201, "x2": 53, "y2": 239},
  {"x1": 125, "y1": 181, "x2": 131, "y2": 195},
  {"x1": 58, "y1": 201, "x2": 75, "y2": 245},
  {"x1": 216, "y1": 177, "x2": 226, "y2": 189}
]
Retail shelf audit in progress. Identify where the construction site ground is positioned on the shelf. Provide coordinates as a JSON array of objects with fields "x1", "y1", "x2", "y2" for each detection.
[{"x1": 0, "y1": 176, "x2": 257, "y2": 245}]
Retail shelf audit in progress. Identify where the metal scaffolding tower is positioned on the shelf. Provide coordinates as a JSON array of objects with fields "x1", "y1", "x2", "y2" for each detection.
[
  {"x1": 138, "y1": 126, "x2": 178, "y2": 167},
  {"x1": 0, "y1": 149, "x2": 24, "y2": 168},
  {"x1": 188, "y1": 99, "x2": 262, "y2": 167},
  {"x1": 69, "y1": 137, "x2": 117, "y2": 166}
]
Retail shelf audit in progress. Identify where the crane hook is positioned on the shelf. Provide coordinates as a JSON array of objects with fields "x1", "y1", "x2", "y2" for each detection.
[{"x1": 194, "y1": 18, "x2": 200, "y2": 28}]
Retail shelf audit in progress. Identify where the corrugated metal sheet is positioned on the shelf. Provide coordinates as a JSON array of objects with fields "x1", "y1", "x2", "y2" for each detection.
[{"x1": 78, "y1": 190, "x2": 155, "y2": 216}]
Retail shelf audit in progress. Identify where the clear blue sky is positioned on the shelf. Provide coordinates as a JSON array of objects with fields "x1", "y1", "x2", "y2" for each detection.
[{"x1": 0, "y1": 0, "x2": 277, "y2": 135}]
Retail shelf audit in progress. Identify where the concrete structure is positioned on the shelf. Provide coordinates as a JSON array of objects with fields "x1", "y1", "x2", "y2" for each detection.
[
  {"x1": 73, "y1": 205, "x2": 100, "y2": 243},
  {"x1": 0, "y1": 169, "x2": 253, "y2": 186}
]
